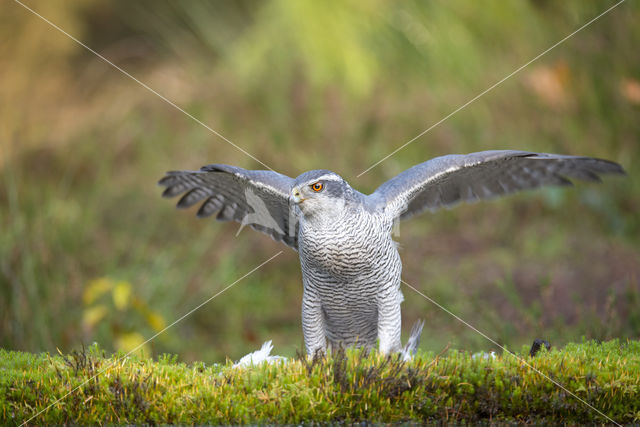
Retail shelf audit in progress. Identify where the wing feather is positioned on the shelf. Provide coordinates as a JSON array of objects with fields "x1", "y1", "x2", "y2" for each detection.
[
  {"x1": 159, "y1": 164, "x2": 298, "y2": 250},
  {"x1": 197, "y1": 195, "x2": 225, "y2": 218},
  {"x1": 369, "y1": 150, "x2": 624, "y2": 220}
]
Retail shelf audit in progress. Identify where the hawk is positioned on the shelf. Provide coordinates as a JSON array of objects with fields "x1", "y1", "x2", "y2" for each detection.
[{"x1": 159, "y1": 150, "x2": 624, "y2": 356}]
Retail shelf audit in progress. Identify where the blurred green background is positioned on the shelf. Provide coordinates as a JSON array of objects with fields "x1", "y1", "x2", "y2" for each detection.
[{"x1": 1, "y1": 0, "x2": 638, "y2": 363}]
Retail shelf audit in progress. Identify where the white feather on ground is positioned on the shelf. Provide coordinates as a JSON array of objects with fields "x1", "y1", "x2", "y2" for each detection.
[
  {"x1": 400, "y1": 319, "x2": 425, "y2": 362},
  {"x1": 471, "y1": 351, "x2": 497, "y2": 360},
  {"x1": 233, "y1": 340, "x2": 287, "y2": 368}
]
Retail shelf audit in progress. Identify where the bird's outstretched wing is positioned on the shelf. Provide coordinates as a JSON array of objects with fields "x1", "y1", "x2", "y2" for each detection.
[
  {"x1": 369, "y1": 150, "x2": 624, "y2": 221},
  {"x1": 159, "y1": 164, "x2": 298, "y2": 249}
]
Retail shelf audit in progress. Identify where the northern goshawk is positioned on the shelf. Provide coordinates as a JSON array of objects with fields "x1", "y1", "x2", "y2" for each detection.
[{"x1": 159, "y1": 150, "x2": 624, "y2": 356}]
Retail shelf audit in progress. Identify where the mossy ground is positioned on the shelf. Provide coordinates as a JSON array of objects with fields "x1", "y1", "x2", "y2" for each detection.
[{"x1": 1, "y1": 339, "x2": 639, "y2": 424}]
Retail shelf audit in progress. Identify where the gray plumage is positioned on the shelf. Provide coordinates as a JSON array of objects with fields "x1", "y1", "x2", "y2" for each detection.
[{"x1": 159, "y1": 150, "x2": 624, "y2": 356}]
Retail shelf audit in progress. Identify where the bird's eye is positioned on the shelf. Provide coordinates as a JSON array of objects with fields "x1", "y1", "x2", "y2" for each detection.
[{"x1": 310, "y1": 182, "x2": 324, "y2": 192}]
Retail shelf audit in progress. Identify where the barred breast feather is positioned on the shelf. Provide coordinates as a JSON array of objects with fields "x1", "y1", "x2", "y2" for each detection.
[{"x1": 297, "y1": 203, "x2": 402, "y2": 351}]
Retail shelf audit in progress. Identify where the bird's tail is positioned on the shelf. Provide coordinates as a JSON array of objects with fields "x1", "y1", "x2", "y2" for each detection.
[{"x1": 401, "y1": 319, "x2": 425, "y2": 361}]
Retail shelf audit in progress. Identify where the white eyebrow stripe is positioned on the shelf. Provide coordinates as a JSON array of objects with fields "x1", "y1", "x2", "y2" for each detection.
[{"x1": 310, "y1": 174, "x2": 342, "y2": 182}]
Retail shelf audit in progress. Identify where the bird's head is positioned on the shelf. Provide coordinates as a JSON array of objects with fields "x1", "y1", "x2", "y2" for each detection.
[{"x1": 290, "y1": 170, "x2": 349, "y2": 217}]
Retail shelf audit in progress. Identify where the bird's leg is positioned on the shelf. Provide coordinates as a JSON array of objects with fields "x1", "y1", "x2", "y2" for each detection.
[
  {"x1": 301, "y1": 290, "x2": 327, "y2": 356},
  {"x1": 377, "y1": 287, "x2": 403, "y2": 354}
]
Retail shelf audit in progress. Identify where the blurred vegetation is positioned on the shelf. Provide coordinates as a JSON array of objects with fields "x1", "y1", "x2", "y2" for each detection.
[
  {"x1": 2, "y1": 340, "x2": 639, "y2": 423},
  {"x1": 0, "y1": 0, "x2": 638, "y2": 363}
]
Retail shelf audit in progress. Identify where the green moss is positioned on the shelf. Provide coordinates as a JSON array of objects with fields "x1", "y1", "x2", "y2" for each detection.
[{"x1": 1, "y1": 339, "x2": 639, "y2": 424}]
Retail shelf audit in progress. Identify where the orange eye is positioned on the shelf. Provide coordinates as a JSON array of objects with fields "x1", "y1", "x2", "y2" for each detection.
[{"x1": 310, "y1": 182, "x2": 324, "y2": 192}]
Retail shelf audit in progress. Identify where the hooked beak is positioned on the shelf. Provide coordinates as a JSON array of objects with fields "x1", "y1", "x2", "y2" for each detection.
[{"x1": 290, "y1": 187, "x2": 305, "y2": 205}]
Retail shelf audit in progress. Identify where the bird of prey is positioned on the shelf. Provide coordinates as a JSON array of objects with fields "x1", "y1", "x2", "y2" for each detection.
[{"x1": 159, "y1": 150, "x2": 624, "y2": 356}]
